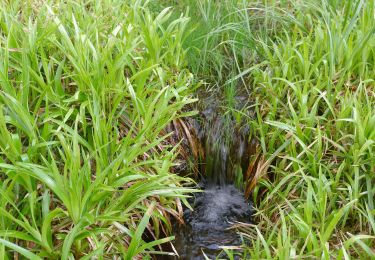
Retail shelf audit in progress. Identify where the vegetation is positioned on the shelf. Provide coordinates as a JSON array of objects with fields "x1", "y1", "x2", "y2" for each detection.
[
  {"x1": 0, "y1": 1, "x2": 196, "y2": 259},
  {"x1": 181, "y1": 0, "x2": 375, "y2": 258},
  {"x1": 0, "y1": 0, "x2": 374, "y2": 259}
]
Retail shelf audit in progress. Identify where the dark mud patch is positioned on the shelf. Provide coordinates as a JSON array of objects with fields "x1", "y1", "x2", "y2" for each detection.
[{"x1": 171, "y1": 184, "x2": 252, "y2": 259}]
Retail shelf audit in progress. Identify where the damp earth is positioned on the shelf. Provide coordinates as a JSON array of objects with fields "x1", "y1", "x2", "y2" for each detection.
[
  {"x1": 171, "y1": 184, "x2": 252, "y2": 259},
  {"x1": 166, "y1": 90, "x2": 254, "y2": 259}
]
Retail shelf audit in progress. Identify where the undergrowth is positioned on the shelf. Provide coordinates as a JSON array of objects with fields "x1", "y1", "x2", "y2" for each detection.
[
  {"x1": 181, "y1": 0, "x2": 375, "y2": 258},
  {"x1": 0, "y1": 0, "x2": 197, "y2": 259},
  {"x1": 0, "y1": 0, "x2": 374, "y2": 259}
]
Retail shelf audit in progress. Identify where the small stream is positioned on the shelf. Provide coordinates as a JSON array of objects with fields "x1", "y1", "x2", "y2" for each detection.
[
  {"x1": 172, "y1": 184, "x2": 252, "y2": 259},
  {"x1": 169, "y1": 91, "x2": 254, "y2": 259}
]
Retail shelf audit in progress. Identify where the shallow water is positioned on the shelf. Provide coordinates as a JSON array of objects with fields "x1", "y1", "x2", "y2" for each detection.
[
  {"x1": 165, "y1": 90, "x2": 254, "y2": 259},
  {"x1": 171, "y1": 184, "x2": 252, "y2": 259}
]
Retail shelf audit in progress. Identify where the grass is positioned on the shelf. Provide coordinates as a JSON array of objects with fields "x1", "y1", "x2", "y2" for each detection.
[
  {"x1": 0, "y1": 0, "x2": 374, "y2": 259},
  {"x1": 180, "y1": 0, "x2": 375, "y2": 258},
  {"x1": 0, "y1": 0, "x2": 197, "y2": 258}
]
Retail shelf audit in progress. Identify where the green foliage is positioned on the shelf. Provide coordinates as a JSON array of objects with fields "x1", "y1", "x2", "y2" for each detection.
[
  {"x1": 180, "y1": 0, "x2": 375, "y2": 258},
  {"x1": 0, "y1": 0, "x2": 196, "y2": 258},
  {"x1": 1, "y1": 0, "x2": 374, "y2": 258}
]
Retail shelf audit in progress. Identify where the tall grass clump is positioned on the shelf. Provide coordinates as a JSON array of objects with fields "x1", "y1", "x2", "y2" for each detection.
[
  {"x1": 0, "y1": 0, "x2": 197, "y2": 258},
  {"x1": 179, "y1": 0, "x2": 375, "y2": 258}
]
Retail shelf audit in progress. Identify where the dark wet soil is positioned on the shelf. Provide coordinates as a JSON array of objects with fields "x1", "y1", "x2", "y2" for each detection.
[
  {"x1": 162, "y1": 89, "x2": 254, "y2": 259},
  {"x1": 171, "y1": 184, "x2": 252, "y2": 259}
]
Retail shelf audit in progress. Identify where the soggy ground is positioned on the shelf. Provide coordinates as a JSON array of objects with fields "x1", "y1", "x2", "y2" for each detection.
[
  {"x1": 171, "y1": 184, "x2": 252, "y2": 259},
  {"x1": 164, "y1": 90, "x2": 254, "y2": 259}
]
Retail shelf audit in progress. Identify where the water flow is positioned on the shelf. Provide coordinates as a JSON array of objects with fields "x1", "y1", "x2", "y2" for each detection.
[
  {"x1": 171, "y1": 92, "x2": 254, "y2": 259},
  {"x1": 172, "y1": 184, "x2": 252, "y2": 259}
]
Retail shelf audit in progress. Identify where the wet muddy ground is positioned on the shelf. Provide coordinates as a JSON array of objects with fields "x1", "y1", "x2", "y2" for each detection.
[
  {"x1": 164, "y1": 90, "x2": 254, "y2": 259},
  {"x1": 171, "y1": 184, "x2": 252, "y2": 259}
]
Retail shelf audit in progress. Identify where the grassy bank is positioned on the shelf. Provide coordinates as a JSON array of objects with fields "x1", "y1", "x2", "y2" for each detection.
[
  {"x1": 0, "y1": 1, "x2": 197, "y2": 259},
  {"x1": 180, "y1": 0, "x2": 375, "y2": 258},
  {"x1": 0, "y1": 0, "x2": 374, "y2": 259}
]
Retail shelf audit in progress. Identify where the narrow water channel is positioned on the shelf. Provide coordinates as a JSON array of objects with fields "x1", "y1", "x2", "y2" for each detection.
[
  {"x1": 172, "y1": 184, "x2": 252, "y2": 259},
  {"x1": 170, "y1": 92, "x2": 254, "y2": 259}
]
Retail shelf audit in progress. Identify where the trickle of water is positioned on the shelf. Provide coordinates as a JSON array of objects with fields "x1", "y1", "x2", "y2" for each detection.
[
  {"x1": 172, "y1": 184, "x2": 252, "y2": 260},
  {"x1": 196, "y1": 92, "x2": 253, "y2": 186},
  {"x1": 167, "y1": 91, "x2": 254, "y2": 259}
]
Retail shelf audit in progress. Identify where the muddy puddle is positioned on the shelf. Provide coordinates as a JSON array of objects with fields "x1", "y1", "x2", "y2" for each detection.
[
  {"x1": 164, "y1": 89, "x2": 255, "y2": 259},
  {"x1": 171, "y1": 184, "x2": 252, "y2": 259}
]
